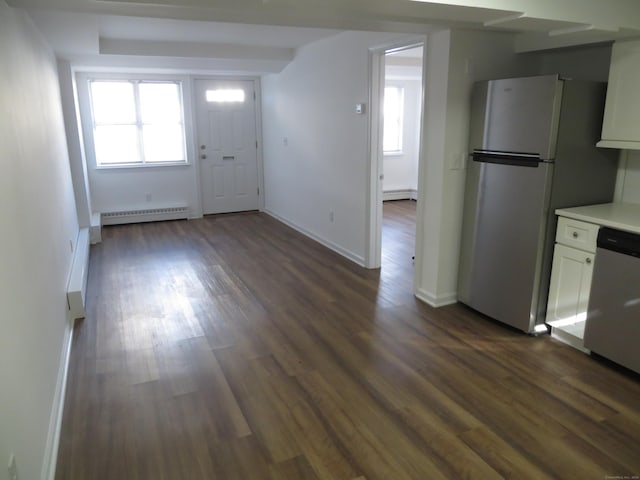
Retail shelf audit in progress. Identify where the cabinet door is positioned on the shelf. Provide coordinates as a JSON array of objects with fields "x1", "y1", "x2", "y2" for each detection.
[
  {"x1": 601, "y1": 40, "x2": 640, "y2": 143},
  {"x1": 546, "y1": 244, "x2": 594, "y2": 325}
]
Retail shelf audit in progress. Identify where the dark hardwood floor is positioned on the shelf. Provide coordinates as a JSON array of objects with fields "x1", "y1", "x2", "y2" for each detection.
[
  {"x1": 56, "y1": 202, "x2": 640, "y2": 479},
  {"x1": 381, "y1": 199, "x2": 416, "y2": 295}
]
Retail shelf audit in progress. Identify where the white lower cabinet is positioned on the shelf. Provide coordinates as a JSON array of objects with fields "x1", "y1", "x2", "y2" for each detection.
[
  {"x1": 546, "y1": 217, "x2": 599, "y2": 351},
  {"x1": 546, "y1": 245, "x2": 594, "y2": 324}
]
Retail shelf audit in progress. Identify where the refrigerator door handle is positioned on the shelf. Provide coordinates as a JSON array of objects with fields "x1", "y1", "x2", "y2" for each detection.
[{"x1": 472, "y1": 150, "x2": 541, "y2": 167}]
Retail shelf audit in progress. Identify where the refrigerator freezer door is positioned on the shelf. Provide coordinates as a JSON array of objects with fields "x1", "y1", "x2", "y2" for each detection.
[
  {"x1": 479, "y1": 75, "x2": 563, "y2": 160},
  {"x1": 458, "y1": 159, "x2": 553, "y2": 332}
]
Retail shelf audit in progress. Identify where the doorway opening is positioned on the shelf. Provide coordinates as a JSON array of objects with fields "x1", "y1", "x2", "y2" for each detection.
[{"x1": 367, "y1": 42, "x2": 424, "y2": 297}]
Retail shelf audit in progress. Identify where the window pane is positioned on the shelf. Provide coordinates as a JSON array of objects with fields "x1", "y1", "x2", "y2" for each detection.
[
  {"x1": 90, "y1": 81, "x2": 136, "y2": 124},
  {"x1": 206, "y1": 89, "x2": 245, "y2": 103},
  {"x1": 142, "y1": 125, "x2": 185, "y2": 162},
  {"x1": 139, "y1": 83, "x2": 182, "y2": 123},
  {"x1": 383, "y1": 86, "x2": 403, "y2": 153},
  {"x1": 94, "y1": 125, "x2": 140, "y2": 164}
]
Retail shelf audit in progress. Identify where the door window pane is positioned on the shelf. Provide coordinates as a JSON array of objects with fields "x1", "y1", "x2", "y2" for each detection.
[{"x1": 206, "y1": 89, "x2": 245, "y2": 103}]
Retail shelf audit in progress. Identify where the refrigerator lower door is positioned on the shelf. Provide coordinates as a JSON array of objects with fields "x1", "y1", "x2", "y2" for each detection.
[{"x1": 458, "y1": 159, "x2": 553, "y2": 332}]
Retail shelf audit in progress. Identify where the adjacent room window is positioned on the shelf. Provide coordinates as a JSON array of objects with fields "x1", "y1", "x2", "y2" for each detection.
[
  {"x1": 383, "y1": 85, "x2": 404, "y2": 154},
  {"x1": 88, "y1": 80, "x2": 187, "y2": 166}
]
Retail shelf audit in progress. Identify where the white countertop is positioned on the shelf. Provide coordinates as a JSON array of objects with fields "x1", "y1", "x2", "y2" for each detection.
[{"x1": 556, "y1": 203, "x2": 640, "y2": 234}]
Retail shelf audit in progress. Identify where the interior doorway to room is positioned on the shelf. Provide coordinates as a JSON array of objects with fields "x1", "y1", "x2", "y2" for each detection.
[
  {"x1": 195, "y1": 79, "x2": 260, "y2": 215},
  {"x1": 379, "y1": 45, "x2": 424, "y2": 291}
]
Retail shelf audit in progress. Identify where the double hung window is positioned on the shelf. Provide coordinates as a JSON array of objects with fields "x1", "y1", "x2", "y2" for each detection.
[{"x1": 88, "y1": 80, "x2": 187, "y2": 166}]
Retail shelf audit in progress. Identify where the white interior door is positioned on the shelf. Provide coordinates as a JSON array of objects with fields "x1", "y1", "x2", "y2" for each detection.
[{"x1": 195, "y1": 79, "x2": 259, "y2": 215}]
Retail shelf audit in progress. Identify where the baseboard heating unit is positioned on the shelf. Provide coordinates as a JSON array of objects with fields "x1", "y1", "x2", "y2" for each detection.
[
  {"x1": 67, "y1": 228, "x2": 90, "y2": 320},
  {"x1": 383, "y1": 189, "x2": 418, "y2": 201},
  {"x1": 101, "y1": 206, "x2": 189, "y2": 225}
]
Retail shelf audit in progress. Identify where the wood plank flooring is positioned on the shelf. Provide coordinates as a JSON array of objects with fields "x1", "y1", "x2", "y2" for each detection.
[{"x1": 56, "y1": 201, "x2": 640, "y2": 479}]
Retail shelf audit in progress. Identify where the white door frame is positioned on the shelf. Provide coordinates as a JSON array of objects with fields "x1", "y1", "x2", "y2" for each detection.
[
  {"x1": 366, "y1": 38, "x2": 426, "y2": 274},
  {"x1": 191, "y1": 75, "x2": 265, "y2": 217}
]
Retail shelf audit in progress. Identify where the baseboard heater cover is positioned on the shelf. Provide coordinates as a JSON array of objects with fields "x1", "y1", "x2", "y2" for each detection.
[
  {"x1": 101, "y1": 206, "x2": 189, "y2": 225},
  {"x1": 67, "y1": 228, "x2": 90, "y2": 320},
  {"x1": 383, "y1": 189, "x2": 418, "y2": 201}
]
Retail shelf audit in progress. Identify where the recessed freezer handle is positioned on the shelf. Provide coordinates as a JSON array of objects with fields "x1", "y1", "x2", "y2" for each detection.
[{"x1": 471, "y1": 149, "x2": 541, "y2": 167}]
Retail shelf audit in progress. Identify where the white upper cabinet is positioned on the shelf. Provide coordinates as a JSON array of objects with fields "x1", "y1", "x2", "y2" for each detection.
[{"x1": 598, "y1": 39, "x2": 640, "y2": 149}]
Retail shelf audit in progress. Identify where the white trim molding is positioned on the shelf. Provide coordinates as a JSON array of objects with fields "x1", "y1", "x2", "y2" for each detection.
[
  {"x1": 42, "y1": 318, "x2": 75, "y2": 480},
  {"x1": 415, "y1": 287, "x2": 458, "y2": 308}
]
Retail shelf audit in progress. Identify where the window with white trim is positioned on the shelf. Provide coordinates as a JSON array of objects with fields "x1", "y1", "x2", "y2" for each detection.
[
  {"x1": 383, "y1": 85, "x2": 404, "y2": 154},
  {"x1": 88, "y1": 79, "x2": 187, "y2": 166}
]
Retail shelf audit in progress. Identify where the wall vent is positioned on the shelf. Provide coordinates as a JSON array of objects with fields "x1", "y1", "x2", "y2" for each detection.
[{"x1": 101, "y1": 206, "x2": 189, "y2": 225}]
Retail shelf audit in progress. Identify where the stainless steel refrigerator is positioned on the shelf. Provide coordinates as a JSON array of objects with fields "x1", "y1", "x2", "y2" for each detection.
[{"x1": 458, "y1": 74, "x2": 618, "y2": 334}]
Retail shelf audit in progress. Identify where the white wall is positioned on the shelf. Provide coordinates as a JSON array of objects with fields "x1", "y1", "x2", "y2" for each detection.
[
  {"x1": 261, "y1": 30, "x2": 412, "y2": 264},
  {"x1": 529, "y1": 42, "x2": 640, "y2": 208},
  {"x1": 0, "y1": 2, "x2": 79, "y2": 479},
  {"x1": 383, "y1": 71, "x2": 421, "y2": 196},
  {"x1": 616, "y1": 150, "x2": 640, "y2": 204},
  {"x1": 58, "y1": 60, "x2": 93, "y2": 229},
  {"x1": 415, "y1": 29, "x2": 536, "y2": 306},
  {"x1": 534, "y1": 43, "x2": 612, "y2": 82}
]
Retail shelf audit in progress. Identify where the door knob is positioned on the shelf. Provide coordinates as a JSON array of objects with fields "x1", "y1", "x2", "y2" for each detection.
[
  {"x1": 200, "y1": 145, "x2": 206, "y2": 150},
  {"x1": 586, "y1": 257, "x2": 592, "y2": 264},
  {"x1": 201, "y1": 154, "x2": 207, "y2": 159}
]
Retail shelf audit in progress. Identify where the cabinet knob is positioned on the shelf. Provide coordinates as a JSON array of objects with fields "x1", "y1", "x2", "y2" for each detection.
[
  {"x1": 586, "y1": 257, "x2": 592, "y2": 264},
  {"x1": 572, "y1": 231, "x2": 579, "y2": 238}
]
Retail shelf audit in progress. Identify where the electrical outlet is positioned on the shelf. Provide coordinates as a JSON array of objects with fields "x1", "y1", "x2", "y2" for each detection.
[
  {"x1": 8, "y1": 453, "x2": 18, "y2": 480},
  {"x1": 145, "y1": 193, "x2": 152, "y2": 202},
  {"x1": 329, "y1": 211, "x2": 334, "y2": 223}
]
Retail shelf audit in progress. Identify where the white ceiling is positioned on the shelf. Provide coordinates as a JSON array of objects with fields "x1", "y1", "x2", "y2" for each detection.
[
  {"x1": 25, "y1": 9, "x2": 342, "y2": 73},
  {"x1": 9, "y1": 0, "x2": 640, "y2": 73}
]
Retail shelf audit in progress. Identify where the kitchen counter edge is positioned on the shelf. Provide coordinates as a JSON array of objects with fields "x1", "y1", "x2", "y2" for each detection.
[{"x1": 555, "y1": 203, "x2": 640, "y2": 235}]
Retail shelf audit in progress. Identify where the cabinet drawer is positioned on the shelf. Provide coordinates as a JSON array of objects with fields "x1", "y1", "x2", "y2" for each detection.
[{"x1": 556, "y1": 217, "x2": 599, "y2": 252}]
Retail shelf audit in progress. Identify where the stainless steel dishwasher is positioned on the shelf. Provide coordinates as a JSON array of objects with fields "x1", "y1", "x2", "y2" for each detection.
[{"x1": 584, "y1": 227, "x2": 640, "y2": 374}]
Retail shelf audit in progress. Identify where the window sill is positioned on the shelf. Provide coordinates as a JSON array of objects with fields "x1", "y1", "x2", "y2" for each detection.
[
  {"x1": 383, "y1": 151, "x2": 404, "y2": 157},
  {"x1": 95, "y1": 161, "x2": 190, "y2": 170}
]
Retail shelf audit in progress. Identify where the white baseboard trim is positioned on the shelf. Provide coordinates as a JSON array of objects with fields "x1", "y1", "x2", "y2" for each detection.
[
  {"x1": 41, "y1": 318, "x2": 74, "y2": 480},
  {"x1": 264, "y1": 209, "x2": 365, "y2": 267},
  {"x1": 415, "y1": 288, "x2": 458, "y2": 308},
  {"x1": 383, "y1": 189, "x2": 418, "y2": 201}
]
